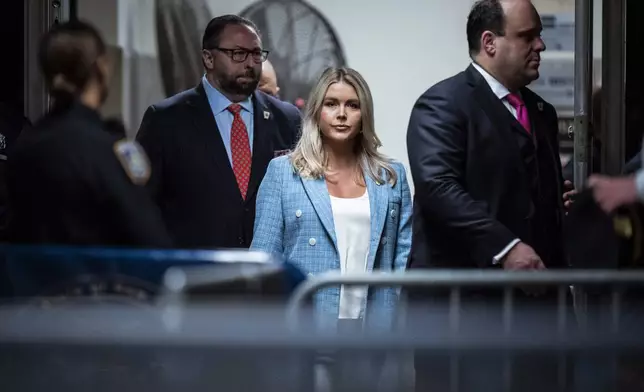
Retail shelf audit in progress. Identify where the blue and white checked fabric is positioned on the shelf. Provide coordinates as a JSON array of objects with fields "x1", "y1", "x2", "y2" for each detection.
[{"x1": 251, "y1": 155, "x2": 412, "y2": 330}]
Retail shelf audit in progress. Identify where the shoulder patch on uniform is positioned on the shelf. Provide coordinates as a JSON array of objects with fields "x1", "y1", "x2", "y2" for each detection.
[{"x1": 113, "y1": 139, "x2": 151, "y2": 185}]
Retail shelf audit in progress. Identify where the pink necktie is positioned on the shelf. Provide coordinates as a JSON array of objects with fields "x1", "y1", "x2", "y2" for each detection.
[
  {"x1": 506, "y1": 93, "x2": 531, "y2": 134},
  {"x1": 227, "y1": 103, "x2": 251, "y2": 199}
]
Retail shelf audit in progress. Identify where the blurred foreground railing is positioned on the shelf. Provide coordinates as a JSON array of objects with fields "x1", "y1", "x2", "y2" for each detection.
[
  {"x1": 285, "y1": 270, "x2": 644, "y2": 392},
  {"x1": 286, "y1": 270, "x2": 644, "y2": 329},
  {"x1": 2, "y1": 246, "x2": 644, "y2": 391},
  {"x1": 0, "y1": 245, "x2": 304, "y2": 303}
]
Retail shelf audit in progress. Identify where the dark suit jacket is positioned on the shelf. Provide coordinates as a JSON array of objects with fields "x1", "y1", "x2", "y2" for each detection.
[
  {"x1": 136, "y1": 84, "x2": 301, "y2": 249},
  {"x1": 406, "y1": 65, "x2": 565, "y2": 271}
]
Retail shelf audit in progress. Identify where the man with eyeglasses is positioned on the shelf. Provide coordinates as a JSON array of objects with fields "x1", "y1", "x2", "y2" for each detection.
[{"x1": 137, "y1": 15, "x2": 301, "y2": 249}]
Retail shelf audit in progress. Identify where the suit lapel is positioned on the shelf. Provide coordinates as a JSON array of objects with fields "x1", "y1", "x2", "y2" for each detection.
[
  {"x1": 300, "y1": 170, "x2": 388, "y2": 270},
  {"x1": 365, "y1": 173, "x2": 388, "y2": 272},
  {"x1": 245, "y1": 92, "x2": 276, "y2": 202},
  {"x1": 301, "y1": 176, "x2": 337, "y2": 248},
  {"x1": 467, "y1": 66, "x2": 534, "y2": 175},
  {"x1": 187, "y1": 84, "x2": 240, "y2": 200},
  {"x1": 523, "y1": 90, "x2": 564, "y2": 206}
]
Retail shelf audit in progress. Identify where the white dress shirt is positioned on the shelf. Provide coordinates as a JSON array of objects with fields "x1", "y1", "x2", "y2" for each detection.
[{"x1": 471, "y1": 62, "x2": 521, "y2": 263}]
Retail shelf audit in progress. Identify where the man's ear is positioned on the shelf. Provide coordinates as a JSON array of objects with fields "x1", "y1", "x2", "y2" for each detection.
[
  {"x1": 96, "y1": 55, "x2": 111, "y2": 80},
  {"x1": 481, "y1": 31, "x2": 497, "y2": 56},
  {"x1": 202, "y1": 49, "x2": 214, "y2": 70}
]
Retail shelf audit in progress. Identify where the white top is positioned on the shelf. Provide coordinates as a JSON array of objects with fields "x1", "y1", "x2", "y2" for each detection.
[{"x1": 330, "y1": 190, "x2": 371, "y2": 319}]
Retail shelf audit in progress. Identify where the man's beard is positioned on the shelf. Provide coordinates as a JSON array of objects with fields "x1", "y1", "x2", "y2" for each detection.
[{"x1": 220, "y1": 69, "x2": 260, "y2": 97}]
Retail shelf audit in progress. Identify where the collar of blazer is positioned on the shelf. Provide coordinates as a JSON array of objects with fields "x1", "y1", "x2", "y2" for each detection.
[{"x1": 300, "y1": 169, "x2": 391, "y2": 272}]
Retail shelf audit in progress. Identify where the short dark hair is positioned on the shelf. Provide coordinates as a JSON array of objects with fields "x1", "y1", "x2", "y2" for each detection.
[
  {"x1": 466, "y1": 0, "x2": 506, "y2": 55},
  {"x1": 202, "y1": 14, "x2": 260, "y2": 49}
]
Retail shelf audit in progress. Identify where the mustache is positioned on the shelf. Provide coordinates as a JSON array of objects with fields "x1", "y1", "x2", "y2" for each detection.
[{"x1": 239, "y1": 69, "x2": 258, "y2": 78}]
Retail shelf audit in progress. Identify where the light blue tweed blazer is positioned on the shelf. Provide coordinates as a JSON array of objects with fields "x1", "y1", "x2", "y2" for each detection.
[{"x1": 251, "y1": 155, "x2": 412, "y2": 328}]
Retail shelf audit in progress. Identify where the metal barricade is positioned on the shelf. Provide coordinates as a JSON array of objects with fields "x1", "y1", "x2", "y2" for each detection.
[
  {"x1": 287, "y1": 270, "x2": 644, "y2": 327},
  {"x1": 285, "y1": 270, "x2": 644, "y2": 392},
  {"x1": 0, "y1": 247, "x2": 311, "y2": 392}
]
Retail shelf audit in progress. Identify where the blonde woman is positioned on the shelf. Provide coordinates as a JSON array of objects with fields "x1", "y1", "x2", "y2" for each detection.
[{"x1": 251, "y1": 67, "x2": 412, "y2": 328}]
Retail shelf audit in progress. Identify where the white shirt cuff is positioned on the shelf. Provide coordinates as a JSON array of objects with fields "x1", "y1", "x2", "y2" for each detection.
[
  {"x1": 636, "y1": 169, "x2": 644, "y2": 202},
  {"x1": 493, "y1": 238, "x2": 521, "y2": 265}
]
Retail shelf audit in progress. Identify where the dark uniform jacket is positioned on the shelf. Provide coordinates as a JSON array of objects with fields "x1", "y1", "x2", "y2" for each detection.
[{"x1": 6, "y1": 101, "x2": 172, "y2": 248}]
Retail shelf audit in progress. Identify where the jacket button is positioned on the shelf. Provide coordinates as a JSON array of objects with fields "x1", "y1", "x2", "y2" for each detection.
[
  {"x1": 390, "y1": 209, "x2": 397, "y2": 218},
  {"x1": 381, "y1": 237, "x2": 387, "y2": 245},
  {"x1": 295, "y1": 209, "x2": 302, "y2": 218},
  {"x1": 309, "y1": 238, "x2": 316, "y2": 246},
  {"x1": 238, "y1": 236, "x2": 244, "y2": 245}
]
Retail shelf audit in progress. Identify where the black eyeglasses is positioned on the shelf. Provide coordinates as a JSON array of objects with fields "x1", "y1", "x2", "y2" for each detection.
[{"x1": 212, "y1": 47, "x2": 269, "y2": 63}]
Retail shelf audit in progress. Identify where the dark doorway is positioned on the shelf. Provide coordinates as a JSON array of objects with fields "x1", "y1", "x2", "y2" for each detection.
[
  {"x1": 0, "y1": 1, "x2": 25, "y2": 115},
  {"x1": 625, "y1": 0, "x2": 644, "y2": 162},
  {"x1": 0, "y1": 1, "x2": 25, "y2": 297}
]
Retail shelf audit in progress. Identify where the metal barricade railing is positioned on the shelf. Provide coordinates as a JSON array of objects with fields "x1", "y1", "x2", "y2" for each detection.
[
  {"x1": 286, "y1": 270, "x2": 644, "y2": 328},
  {"x1": 285, "y1": 270, "x2": 644, "y2": 392}
]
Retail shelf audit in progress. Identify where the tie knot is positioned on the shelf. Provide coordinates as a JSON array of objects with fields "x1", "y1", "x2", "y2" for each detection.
[
  {"x1": 227, "y1": 103, "x2": 242, "y2": 115},
  {"x1": 505, "y1": 93, "x2": 524, "y2": 109}
]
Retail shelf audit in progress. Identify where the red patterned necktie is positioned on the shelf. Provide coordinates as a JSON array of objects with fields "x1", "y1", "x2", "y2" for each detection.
[
  {"x1": 228, "y1": 103, "x2": 251, "y2": 199},
  {"x1": 506, "y1": 93, "x2": 531, "y2": 134}
]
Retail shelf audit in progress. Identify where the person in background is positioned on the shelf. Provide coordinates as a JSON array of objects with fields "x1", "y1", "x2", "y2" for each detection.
[
  {"x1": 6, "y1": 20, "x2": 171, "y2": 248},
  {"x1": 257, "y1": 59, "x2": 280, "y2": 97},
  {"x1": 137, "y1": 15, "x2": 301, "y2": 249},
  {"x1": 294, "y1": 97, "x2": 306, "y2": 110},
  {"x1": 251, "y1": 66, "x2": 412, "y2": 388},
  {"x1": 406, "y1": 0, "x2": 573, "y2": 390}
]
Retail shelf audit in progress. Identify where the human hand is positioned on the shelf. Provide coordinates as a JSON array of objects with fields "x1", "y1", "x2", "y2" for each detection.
[{"x1": 588, "y1": 175, "x2": 638, "y2": 214}]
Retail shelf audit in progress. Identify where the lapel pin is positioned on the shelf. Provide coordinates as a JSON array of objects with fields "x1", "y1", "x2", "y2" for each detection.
[
  {"x1": 263, "y1": 110, "x2": 271, "y2": 120},
  {"x1": 537, "y1": 102, "x2": 543, "y2": 111}
]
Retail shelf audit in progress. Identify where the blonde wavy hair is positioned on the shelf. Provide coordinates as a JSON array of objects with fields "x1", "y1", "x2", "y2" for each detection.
[{"x1": 290, "y1": 67, "x2": 397, "y2": 186}]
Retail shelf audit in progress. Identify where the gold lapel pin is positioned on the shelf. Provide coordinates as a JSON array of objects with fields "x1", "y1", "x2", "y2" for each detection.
[{"x1": 263, "y1": 110, "x2": 271, "y2": 120}]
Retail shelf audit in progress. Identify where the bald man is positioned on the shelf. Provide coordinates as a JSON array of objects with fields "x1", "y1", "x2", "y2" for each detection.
[{"x1": 258, "y1": 60, "x2": 280, "y2": 97}]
